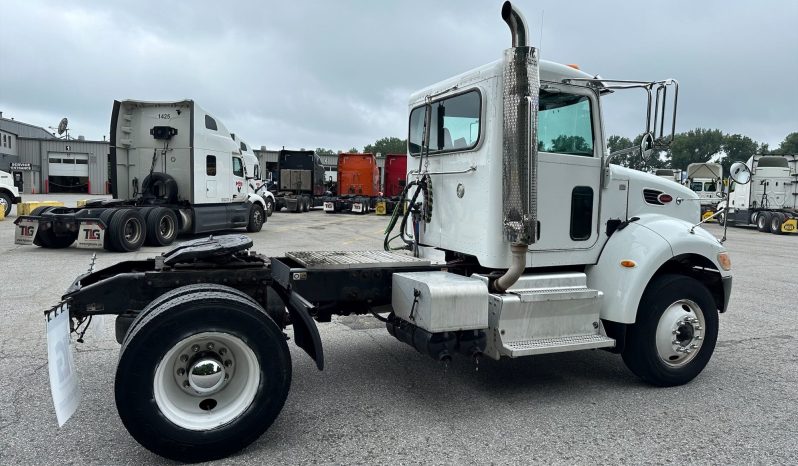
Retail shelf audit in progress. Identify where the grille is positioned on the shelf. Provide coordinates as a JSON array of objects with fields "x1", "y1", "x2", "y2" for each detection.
[{"x1": 643, "y1": 189, "x2": 664, "y2": 205}]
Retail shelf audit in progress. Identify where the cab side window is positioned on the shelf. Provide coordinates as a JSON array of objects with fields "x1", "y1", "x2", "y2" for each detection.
[
  {"x1": 537, "y1": 90, "x2": 594, "y2": 157},
  {"x1": 232, "y1": 157, "x2": 244, "y2": 177},
  {"x1": 206, "y1": 155, "x2": 217, "y2": 176}
]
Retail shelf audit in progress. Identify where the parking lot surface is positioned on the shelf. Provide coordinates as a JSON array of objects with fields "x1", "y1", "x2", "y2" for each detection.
[{"x1": 1, "y1": 195, "x2": 796, "y2": 464}]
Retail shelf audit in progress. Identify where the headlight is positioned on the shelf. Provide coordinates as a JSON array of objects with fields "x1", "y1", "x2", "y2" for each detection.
[{"x1": 717, "y1": 252, "x2": 731, "y2": 271}]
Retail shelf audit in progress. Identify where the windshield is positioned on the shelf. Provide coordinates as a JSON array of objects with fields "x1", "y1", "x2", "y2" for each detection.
[
  {"x1": 690, "y1": 181, "x2": 703, "y2": 192},
  {"x1": 704, "y1": 181, "x2": 717, "y2": 191}
]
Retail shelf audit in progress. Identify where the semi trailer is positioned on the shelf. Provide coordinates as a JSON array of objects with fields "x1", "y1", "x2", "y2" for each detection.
[
  {"x1": 324, "y1": 152, "x2": 380, "y2": 213},
  {"x1": 719, "y1": 154, "x2": 798, "y2": 234},
  {"x1": 13, "y1": 100, "x2": 269, "y2": 252},
  {"x1": 267, "y1": 149, "x2": 326, "y2": 213},
  {"x1": 44, "y1": 3, "x2": 742, "y2": 462}
]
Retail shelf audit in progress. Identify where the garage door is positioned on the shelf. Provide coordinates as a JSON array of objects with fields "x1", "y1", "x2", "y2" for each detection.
[{"x1": 49, "y1": 153, "x2": 88, "y2": 177}]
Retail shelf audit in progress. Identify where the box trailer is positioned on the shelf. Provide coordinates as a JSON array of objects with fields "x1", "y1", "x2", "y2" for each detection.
[
  {"x1": 43, "y1": 3, "x2": 742, "y2": 462},
  {"x1": 324, "y1": 152, "x2": 379, "y2": 214},
  {"x1": 267, "y1": 149, "x2": 326, "y2": 213},
  {"x1": 13, "y1": 100, "x2": 269, "y2": 252}
]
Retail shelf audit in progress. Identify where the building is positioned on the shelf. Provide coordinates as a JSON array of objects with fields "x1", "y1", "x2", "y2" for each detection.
[{"x1": 0, "y1": 112, "x2": 109, "y2": 194}]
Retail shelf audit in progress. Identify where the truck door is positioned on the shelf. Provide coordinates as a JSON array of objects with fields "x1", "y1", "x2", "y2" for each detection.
[
  {"x1": 205, "y1": 155, "x2": 218, "y2": 199},
  {"x1": 530, "y1": 86, "x2": 601, "y2": 253},
  {"x1": 231, "y1": 156, "x2": 246, "y2": 202}
]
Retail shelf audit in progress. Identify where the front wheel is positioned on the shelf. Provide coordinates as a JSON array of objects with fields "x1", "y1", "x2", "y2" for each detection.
[
  {"x1": 115, "y1": 291, "x2": 292, "y2": 462},
  {"x1": 264, "y1": 198, "x2": 274, "y2": 217},
  {"x1": 622, "y1": 274, "x2": 719, "y2": 387},
  {"x1": 246, "y1": 204, "x2": 265, "y2": 232},
  {"x1": 0, "y1": 192, "x2": 12, "y2": 216}
]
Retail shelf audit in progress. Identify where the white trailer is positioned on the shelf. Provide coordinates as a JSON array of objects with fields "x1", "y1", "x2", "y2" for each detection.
[
  {"x1": 721, "y1": 154, "x2": 798, "y2": 234},
  {"x1": 13, "y1": 100, "x2": 269, "y2": 251},
  {"x1": 44, "y1": 3, "x2": 743, "y2": 462},
  {"x1": 687, "y1": 162, "x2": 723, "y2": 213}
]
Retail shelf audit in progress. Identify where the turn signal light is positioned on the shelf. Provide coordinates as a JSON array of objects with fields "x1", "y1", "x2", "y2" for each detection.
[
  {"x1": 620, "y1": 260, "x2": 636, "y2": 268},
  {"x1": 566, "y1": 64, "x2": 581, "y2": 70},
  {"x1": 717, "y1": 252, "x2": 732, "y2": 271}
]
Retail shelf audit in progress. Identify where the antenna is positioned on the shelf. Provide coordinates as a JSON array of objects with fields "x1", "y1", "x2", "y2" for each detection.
[{"x1": 539, "y1": 10, "x2": 544, "y2": 52}]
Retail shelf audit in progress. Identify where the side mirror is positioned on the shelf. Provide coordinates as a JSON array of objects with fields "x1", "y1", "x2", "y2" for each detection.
[
  {"x1": 729, "y1": 162, "x2": 752, "y2": 185},
  {"x1": 640, "y1": 133, "x2": 654, "y2": 161}
]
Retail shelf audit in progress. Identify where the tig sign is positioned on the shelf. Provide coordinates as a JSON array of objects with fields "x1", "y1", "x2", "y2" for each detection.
[
  {"x1": 76, "y1": 221, "x2": 104, "y2": 248},
  {"x1": 14, "y1": 219, "x2": 38, "y2": 245}
]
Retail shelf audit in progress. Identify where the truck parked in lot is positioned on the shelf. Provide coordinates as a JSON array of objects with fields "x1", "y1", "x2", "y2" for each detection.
[
  {"x1": 44, "y1": 3, "x2": 743, "y2": 462},
  {"x1": 13, "y1": 100, "x2": 269, "y2": 251},
  {"x1": 687, "y1": 162, "x2": 723, "y2": 214},
  {"x1": 655, "y1": 168, "x2": 683, "y2": 183},
  {"x1": 0, "y1": 169, "x2": 22, "y2": 217},
  {"x1": 268, "y1": 149, "x2": 326, "y2": 213},
  {"x1": 324, "y1": 152, "x2": 379, "y2": 214},
  {"x1": 375, "y1": 153, "x2": 407, "y2": 215},
  {"x1": 232, "y1": 134, "x2": 275, "y2": 216},
  {"x1": 720, "y1": 154, "x2": 797, "y2": 234}
]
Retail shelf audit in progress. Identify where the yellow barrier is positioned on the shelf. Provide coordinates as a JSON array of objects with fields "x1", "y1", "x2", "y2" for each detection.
[
  {"x1": 701, "y1": 211, "x2": 714, "y2": 222},
  {"x1": 0, "y1": 208, "x2": 5, "y2": 220},
  {"x1": 76, "y1": 200, "x2": 88, "y2": 208},
  {"x1": 375, "y1": 201, "x2": 387, "y2": 215},
  {"x1": 782, "y1": 218, "x2": 797, "y2": 233},
  {"x1": 18, "y1": 201, "x2": 65, "y2": 216}
]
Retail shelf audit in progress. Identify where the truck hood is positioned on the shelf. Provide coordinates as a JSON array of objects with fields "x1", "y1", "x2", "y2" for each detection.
[{"x1": 612, "y1": 165, "x2": 701, "y2": 224}]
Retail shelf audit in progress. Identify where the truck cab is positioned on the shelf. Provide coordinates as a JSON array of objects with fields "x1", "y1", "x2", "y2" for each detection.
[
  {"x1": 0, "y1": 169, "x2": 22, "y2": 217},
  {"x1": 687, "y1": 162, "x2": 723, "y2": 213}
]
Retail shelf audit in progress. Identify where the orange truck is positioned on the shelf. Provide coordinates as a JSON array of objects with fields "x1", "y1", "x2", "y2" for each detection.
[{"x1": 323, "y1": 152, "x2": 379, "y2": 214}]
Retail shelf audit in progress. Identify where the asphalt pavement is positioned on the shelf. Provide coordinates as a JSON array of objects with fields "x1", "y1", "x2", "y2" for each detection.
[{"x1": 0, "y1": 196, "x2": 796, "y2": 464}]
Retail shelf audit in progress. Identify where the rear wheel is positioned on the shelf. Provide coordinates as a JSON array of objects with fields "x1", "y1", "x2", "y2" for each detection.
[
  {"x1": 107, "y1": 208, "x2": 146, "y2": 252},
  {"x1": 246, "y1": 203, "x2": 265, "y2": 232},
  {"x1": 769, "y1": 212, "x2": 785, "y2": 235},
  {"x1": 115, "y1": 291, "x2": 291, "y2": 463},
  {"x1": 756, "y1": 212, "x2": 771, "y2": 232},
  {"x1": 264, "y1": 198, "x2": 274, "y2": 217},
  {"x1": 622, "y1": 274, "x2": 718, "y2": 387},
  {"x1": 31, "y1": 207, "x2": 77, "y2": 248},
  {"x1": 145, "y1": 207, "x2": 178, "y2": 246}
]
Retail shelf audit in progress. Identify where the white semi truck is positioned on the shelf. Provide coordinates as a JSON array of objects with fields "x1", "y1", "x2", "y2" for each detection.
[
  {"x1": 720, "y1": 154, "x2": 798, "y2": 234},
  {"x1": 0, "y1": 169, "x2": 22, "y2": 216},
  {"x1": 43, "y1": 3, "x2": 744, "y2": 462},
  {"x1": 231, "y1": 133, "x2": 275, "y2": 215},
  {"x1": 687, "y1": 162, "x2": 723, "y2": 214},
  {"x1": 13, "y1": 100, "x2": 269, "y2": 251}
]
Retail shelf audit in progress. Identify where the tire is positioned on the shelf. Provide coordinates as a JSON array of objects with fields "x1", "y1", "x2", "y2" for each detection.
[
  {"x1": 107, "y1": 208, "x2": 147, "y2": 252},
  {"x1": 99, "y1": 209, "x2": 118, "y2": 251},
  {"x1": 121, "y1": 284, "x2": 258, "y2": 349},
  {"x1": 264, "y1": 198, "x2": 274, "y2": 217},
  {"x1": 32, "y1": 207, "x2": 55, "y2": 247},
  {"x1": 0, "y1": 192, "x2": 11, "y2": 216},
  {"x1": 622, "y1": 274, "x2": 719, "y2": 387},
  {"x1": 246, "y1": 203, "x2": 265, "y2": 232},
  {"x1": 115, "y1": 291, "x2": 291, "y2": 463},
  {"x1": 31, "y1": 206, "x2": 77, "y2": 249},
  {"x1": 769, "y1": 213, "x2": 786, "y2": 235},
  {"x1": 756, "y1": 212, "x2": 771, "y2": 232},
  {"x1": 145, "y1": 207, "x2": 178, "y2": 246}
]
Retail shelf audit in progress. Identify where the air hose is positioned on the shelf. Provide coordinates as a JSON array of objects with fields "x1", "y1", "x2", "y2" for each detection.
[{"x1": 383, "y1": 175, "x2": 433, "y2": 251}]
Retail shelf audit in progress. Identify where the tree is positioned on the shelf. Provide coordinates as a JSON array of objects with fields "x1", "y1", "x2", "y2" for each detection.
[
  {"x1": 668, "y1": 128, "x2": 724, "y2": 170},
  {"x1": 720, "y1": 134, "x2": 759, "y2": 174},
  {"x1": 315, "y1": 148, "x2": 336, "y2": 157},
  {"x1": 777, "y1": 132, "x2": 798, "y2": 154},
  {"x1": 347, "y1": 147, "x2": 360, "y2": 153},
  {"x1": 363, "y1": 137, "x2": 407, "y2": 156}
]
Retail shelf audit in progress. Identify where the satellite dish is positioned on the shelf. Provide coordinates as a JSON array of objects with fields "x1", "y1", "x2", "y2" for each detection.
[{"x1": 57, "y1": 118, "x2": 68, "y2": 136}]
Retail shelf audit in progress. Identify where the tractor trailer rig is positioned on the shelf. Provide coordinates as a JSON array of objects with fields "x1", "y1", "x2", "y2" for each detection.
[
  {"x1": 323, "y1": 152, "x2": 380, "y2": 214},
  {"x1": 719, "y1": 154, "x2": 798, "y2": 234},
  {"x1": 44, "y1": 3, "x2": 739, "y2": 462},
  {"x1": 265, "y1": 149, "x2": 326, "y2": 213},
  {"x1": 12, "y1": 100, "x2": 269, "y2": 252}
]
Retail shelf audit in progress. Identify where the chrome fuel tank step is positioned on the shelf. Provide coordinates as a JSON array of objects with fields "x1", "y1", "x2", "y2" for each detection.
[{"x1": 502, "y1": 334, "x2": 615, "y2": 357}]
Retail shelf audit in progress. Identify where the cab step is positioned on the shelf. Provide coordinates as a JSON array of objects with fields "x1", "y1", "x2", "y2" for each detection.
[{"x1": 501, "y1": 334, "x2": 615, "y2": 357}]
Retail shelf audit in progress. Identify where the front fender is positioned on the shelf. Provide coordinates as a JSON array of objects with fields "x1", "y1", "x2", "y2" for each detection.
[
  {"x1": 587, "y1": 214, "x2": 729, "y2": 324},
  {"x1": 246, "y1": 192, "x2": 265, "y2": 207}
]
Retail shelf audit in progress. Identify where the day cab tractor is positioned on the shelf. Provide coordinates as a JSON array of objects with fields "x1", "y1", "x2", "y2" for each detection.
[
  {"x1": 44, "y1": 3, "x2": 745, "y2": 462},
  {"x1": 13, "y1": 100, "x2": 269, "y2": 252},
  {"x1": 0, "y1": 169, "x2": 23, "y2": 217}
]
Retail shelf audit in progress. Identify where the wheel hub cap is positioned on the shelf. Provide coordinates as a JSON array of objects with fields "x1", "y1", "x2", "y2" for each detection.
[{"x1": 656, "y1": 299, "x2": 705, "y2": 367}]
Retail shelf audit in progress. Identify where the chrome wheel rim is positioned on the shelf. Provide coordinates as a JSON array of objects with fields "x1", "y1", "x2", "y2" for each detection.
[
  {"x1": 265, "y1": 201, "x2": 273, "y2": 215},
  {"x1": 655, "y1": 299, "x2": 705, "y2": 367},
  {"x1": 123, "y1": 218, "x2": 142, "y2": 244},
  {"x1": 159, "y1": 215, "x2": 176, "y2": 239},
  {"x1": 154, "y1": 331, "x2": 260, "y2": 431}
]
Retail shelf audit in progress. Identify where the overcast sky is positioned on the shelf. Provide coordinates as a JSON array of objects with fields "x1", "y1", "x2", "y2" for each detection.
[{"x1": 1, "y1": 0, "x2": 796, "y2": 151}]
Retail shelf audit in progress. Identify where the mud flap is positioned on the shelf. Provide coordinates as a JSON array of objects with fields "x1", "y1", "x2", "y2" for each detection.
[{"x1": 271, "y1": 285, "x2": 324, "y2": 370}]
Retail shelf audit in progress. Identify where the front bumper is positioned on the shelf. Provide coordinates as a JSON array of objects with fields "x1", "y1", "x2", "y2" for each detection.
[{"x1": 722, "y1": 275, "x2": 732, "y2": 312}]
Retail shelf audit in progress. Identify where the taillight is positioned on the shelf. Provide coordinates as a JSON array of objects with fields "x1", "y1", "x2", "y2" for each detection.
[{"x1": 658, "y1": 193, "x2": 673, "y2": 204}]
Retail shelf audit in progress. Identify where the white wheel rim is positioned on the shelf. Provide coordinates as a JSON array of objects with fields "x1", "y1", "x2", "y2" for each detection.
[
  {"x1": 153, "y1": 331, "x2": 260, "y2": 431},
  {"x1": 655, "y1": 299, "x2": 705, "y2": 367}
]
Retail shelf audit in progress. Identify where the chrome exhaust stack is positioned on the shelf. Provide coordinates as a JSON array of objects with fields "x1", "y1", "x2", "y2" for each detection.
[{"x1": 496, "y1": 1, "x2": 539, "y2": 293}]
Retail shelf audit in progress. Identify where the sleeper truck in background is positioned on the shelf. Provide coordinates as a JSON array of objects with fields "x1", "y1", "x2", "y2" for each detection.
[
  {"x1": 720, "y1": 154, "x2": 798, "y2": 234},
  {"x1": 324, "y1": 152, "x2": 380, "y2": 214},
  {"x1": 232, "y1": 133, "x2": 275, "y2": 216},
  {"x1": 686, "y1": 162, "x2": 723, "y2": 215},
  {"x1": 270, "y1": 149, "x2": 326, "y2": 213},
  {"x1": 42, "y1": 2, "x2": 744, "y2": 462},
  {"x1": 13, "y1": 100, "x2": 269, "y2": 252},
  {"x1": 375, "y1": 153, "x2": 408, "y2": 215}
]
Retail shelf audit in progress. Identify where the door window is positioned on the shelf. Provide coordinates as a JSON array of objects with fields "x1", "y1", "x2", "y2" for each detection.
[
  {"x1": 232, "y1": 157, "x2": 244, "y2": 177},
  {"x1": 537, "y1": 90, "x2": 594, "y2": 156},
  {"x1": 408, "y1": 90, "x2": 481, "y2": 155},
  {"x1": 570, "y1": 186, "x2": 594, "y2": 241}
]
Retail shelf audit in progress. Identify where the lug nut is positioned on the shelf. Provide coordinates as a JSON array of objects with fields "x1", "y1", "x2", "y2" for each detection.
[
  {"x1": 183, "y1": 381, "x2": 190, "y2": 388},
  {"x1": 179, "y1": 354, "x2": 189, "y2": 363},
  {"x1": 176, "y1": 368, "x2": 185, "y2": 376},
  {"x1": 696, "y1": 336, "x2": 703, "y2": 340},
  {"x1": 207, "y1": 342, "x2": 215, "y2": 351},
  {"x1": 219, "y1": 348, "x2": 227, "y2": 356},
  {"x1": 691, "y1": 344, "x2": 699, "y2": 349},
  {"x1": 191, "y1": 344, "x2": 200, "y2": 353},
  {"x1": 224, "y1": 359, "x2": 233, "y2": 367}
]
